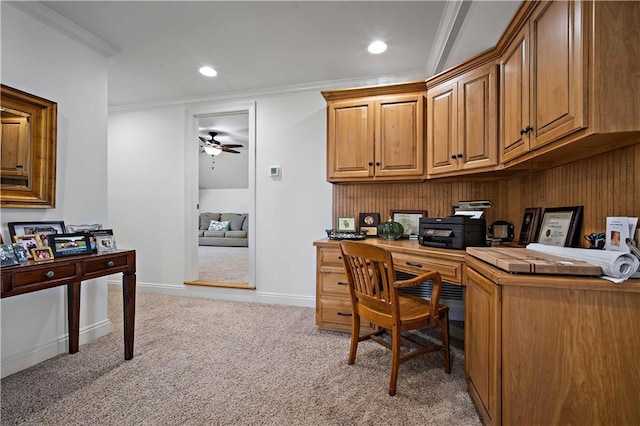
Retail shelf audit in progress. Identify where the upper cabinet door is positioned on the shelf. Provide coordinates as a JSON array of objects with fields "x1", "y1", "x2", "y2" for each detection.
[
  {"x1": 529, "y1": 0, "x2": 586, "y2": 149},
  {"x1": 375, "y1": 94, "x2": 425, "y2": 178},
  {"x1": 458, "y1": 64, "x2": 498, "y2": 171},
  {"x1": 500, "y1": 27, "x2": 530, "y2": 163},
  {"x1": 326, "y1": 98, "x2": 375, "y2": 181},
  {"x1": 427, "y1": 80, "x2": 458, "y2": 175}
]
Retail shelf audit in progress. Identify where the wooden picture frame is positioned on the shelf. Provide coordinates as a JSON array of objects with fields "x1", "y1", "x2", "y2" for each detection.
[
  {"x1": 337, "y1": 217, "x2": 356, "y2": 232},
  {"x1": 518, "y1": 207, "x2": 541, "y2": 245},
  {"x1": 48, "y1": 233, "x2": 92, "y2": 257},
  {"x1": 13, "y1": 234, "x2": 43, "y2": 259},
  {"x1": 390, "y1": 210, "x2": 428, "y2": 237},
  {"x1": 536, "y1": 206, "x2": 583, "y2": 247},
  {"x1": 31, "y1": 247, "x2": 54, "y2": 262},
  {"x1": 359, "y1": 213, "x2": 380, "y2": 237}
]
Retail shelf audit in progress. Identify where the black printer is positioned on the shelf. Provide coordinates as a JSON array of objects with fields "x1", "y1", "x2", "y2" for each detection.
[{"x1": 418, "y1": 216, "x2": 486, "y2": 249}]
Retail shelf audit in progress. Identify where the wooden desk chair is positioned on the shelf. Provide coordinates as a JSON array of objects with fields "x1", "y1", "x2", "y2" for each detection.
[{"x1": 339, "y1": 241, "x2": 451, "y2": 396}]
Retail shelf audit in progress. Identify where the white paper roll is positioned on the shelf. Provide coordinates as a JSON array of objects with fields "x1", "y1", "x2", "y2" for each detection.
[{"x1": 526, "y1": 243, "x2": 640, "y2": 283}]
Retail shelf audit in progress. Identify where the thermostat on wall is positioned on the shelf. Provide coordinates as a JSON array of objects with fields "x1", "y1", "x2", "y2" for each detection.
[{"x1": 269, "y1": 166, "x2": 281, "y2": 177}]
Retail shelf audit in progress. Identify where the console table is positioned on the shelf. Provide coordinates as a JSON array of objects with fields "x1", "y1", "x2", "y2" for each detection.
[{"x1": 1, "y1": 250, "x2": 136, "y2": 360}]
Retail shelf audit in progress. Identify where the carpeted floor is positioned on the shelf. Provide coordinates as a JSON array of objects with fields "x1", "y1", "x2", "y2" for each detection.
[
  {"x1": 199, "y1": 246, "x2": 248, "y2": 283},
  {"x1": 0, "y1": 291, "x2": 481, "y2": 425}
]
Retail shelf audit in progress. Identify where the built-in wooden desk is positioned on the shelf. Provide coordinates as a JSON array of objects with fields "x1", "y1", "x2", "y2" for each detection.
[{"x1": 1, "y1": 250, "x2": 136, "y2": 360}]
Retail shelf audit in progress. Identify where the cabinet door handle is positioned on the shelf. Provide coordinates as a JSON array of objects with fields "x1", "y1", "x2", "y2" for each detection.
[
  {"x1": 106, "y1": 260, "x2": 115, "y2": 268},
  {"x1": 375, "y1": 162, "x2": 380, "y2": 166},
  {"x1": 16, "y1": 165, "x2": 23, "y2": 168},
  {"x1": 457, "y1": 153, "x2": 463, "y2": 158},
  {"x1": 525, "y1": 125, "x2": 533, "y2": 134},
  {"x1": 520, "y1": 128, "x2": 526, "y2": 135},
  {"x1": 451, "y1": 154, "x2": 457, "y2": 159},
  {"x1": 337, "y1": 281, "x2": 348, "y2": 286},
  {"x1": 368, "y1": 162, "x2": 373, "y2": 166},
  {"x1": 337, "y1": 312, "x2": 353, "y2": 317},
  {"x1": 44, "y1": 271, "x2": 55, "y2": 279},
  {"x1": 406, "y1": 261, "x2": 423, "y2": 268}
]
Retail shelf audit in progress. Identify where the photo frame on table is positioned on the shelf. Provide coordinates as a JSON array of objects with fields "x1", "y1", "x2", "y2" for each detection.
[
  {"x1": 0, "y1": 244, "x2": 19, "y2": 267},
  {"x1": 337, "y1": 217, "x2": 356, "y2": 232},
  {"x1": 87, "y1": 229, "x2": 114, "y2": 252},
  {"x1": 8, "y1": 221, "x2": 66, "y2": 249},
  {"x1": 96, "y1": 235, "x2": 117, "y2": 253},
  {"x1": 48, "y1": 233, "x2": 92, "y2": 257},
  {"x1": 11, "y1": 243, "x2": 29, "y2": 263},
  {"x1": 13, "y1": 234, "x2": 43, "y2": 259},
  {"x1": 518, "y1": 207, "x2": 541, "y2": 245},
  {"x1": 390, "y1": 210, "x2": 428, "y2": 238},
  {"x1": 32, "y1": 247, "x2": 54, "y2": 262},
  {"x1": 65, "y1": 223, "x2": 102, "y2": 233},
  {"x1": 536, "y1": 206, "x2": 583, "y2": 247},
  {"x1": 359, "y1": 213, "x2": 380, "y2": 237}
]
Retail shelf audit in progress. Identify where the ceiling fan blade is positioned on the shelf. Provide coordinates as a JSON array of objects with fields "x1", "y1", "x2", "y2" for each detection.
[
  {"x1": 225, "y1": 149, "x2": 241, "y2": 154},
  {"x1": 198, "y1": 136, "x2": 209, "y2": 143},
  {"x1": 222, "y1": 144, "x2": 243, "y2": 148}
]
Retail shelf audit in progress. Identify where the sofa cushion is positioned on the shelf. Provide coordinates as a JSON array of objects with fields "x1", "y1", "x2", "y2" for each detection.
[
  {"x1": 208, "y1": 220, "x2": 230, "y2": 231},
  {"x1": 204, "y1": 230, "x2": 227, "y2": 237},
  {"x1": 221, "y1": 213, "x2": 246, "y2": 231},
  {"x1": 200, "y1": 213, "x2": 221, "y2": 230},
  {"x1": 242, "y1": 216, "x2": 249, "y2": 231},
  {"x1": 225, "y1": 230, "x2": 248, "y2": 239}
]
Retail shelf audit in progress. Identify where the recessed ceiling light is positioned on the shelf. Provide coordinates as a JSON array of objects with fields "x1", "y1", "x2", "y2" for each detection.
[
  {"x1": 368, "y1": 40, "x2": 387, "y2": 54},
  {"x1": 199, "y1": 66, "x2": 218, "y2": 77}
]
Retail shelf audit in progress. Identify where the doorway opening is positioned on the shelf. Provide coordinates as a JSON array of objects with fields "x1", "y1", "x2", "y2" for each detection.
[{"x1": 184, "y1": 102, "x2": 256, "y2": 289}]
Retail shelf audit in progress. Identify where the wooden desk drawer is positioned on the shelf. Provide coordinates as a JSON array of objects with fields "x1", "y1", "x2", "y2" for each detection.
[
  {"x1": 393, "y1": 252, "x2": 463, "y2": 284},
  {"x1": 8, "y1": 263, "x2": 80, "y2": 291},
  {"x1": 318, "y1": 248, "x2": 344, "y2": 266},
  {"x1": 320, "y1": 271, "x2": 350, "y2": 295},
  {"x1": 84, "y1": 253, "x2": 132, "y2": 275},
  {"x1": 318, "y1": 296, "x2": 375, "y2": 333}
]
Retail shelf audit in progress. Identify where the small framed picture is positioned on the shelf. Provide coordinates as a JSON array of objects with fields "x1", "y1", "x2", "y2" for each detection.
[
  {"x1": 8, "y1": 221, "x2": 66, "y2": 247},
  {"x1": 32, "y1": 247, "x2": 54, "y2": 262},
  {"x1": 11, "y1": 243, "x2": 29, "y2": 263},
  {"x1": 337, "y1": 217, "x2": 356, "y2": 232},
  {"x1": 65, "y1": 223, "x2": 103, "y2": 233},
  {"x1": 359, "y1": 213, "x2": 380, "y2": 237},
  {"x1": 88, "y1": 229, "x2": 114, "y2": 252},
  {"x1": 518, "y1": 207, "x2": 541, "y2": 245},
  {"x1": 48, "y1": 233, "x2": 92, "y2": 257},
  {"x1": 536, "y1": 206, "x2": 583, "y2": 247},
  {"x1": 96, "y1": 235, "x2": 117, "y2": 253},
  {"x1": 13, "y1": 234, "x2": 44, "y2": 259},
  {"x1": 390, "y1": 210, "x2": 428, "y2": 238},
  {"x1": 1, "y1": 244, "x2": 19, "y2": 267}
]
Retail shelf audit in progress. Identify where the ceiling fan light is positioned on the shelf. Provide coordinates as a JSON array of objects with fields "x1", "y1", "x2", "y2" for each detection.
[
  {"x1": 204, "y1": 145, "x2": 223, "y2": 156},
  {"x1": 368, "y1": 40, "x2": 387, "y2": 54}
]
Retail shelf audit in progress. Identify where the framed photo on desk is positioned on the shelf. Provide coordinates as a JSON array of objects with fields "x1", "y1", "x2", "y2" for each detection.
[{"x1": 390, "y1": 210, "x2": 428, "y2": 238}]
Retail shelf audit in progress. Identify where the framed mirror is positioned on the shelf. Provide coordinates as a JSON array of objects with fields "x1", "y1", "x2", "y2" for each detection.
[{"x1": 1, "y1": 85, "x2": 57, "y2": 208}]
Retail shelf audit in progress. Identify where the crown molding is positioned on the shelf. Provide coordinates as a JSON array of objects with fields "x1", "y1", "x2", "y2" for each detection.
[
  {"x1": 7, "y1": 1, "x2": 119, "y2": 58},
  {"x1": 424, "y1": 0, "x2": 467, "y2": 76},
  {"x1": 108, "y1": 69, "x2": 428, "y2": 113}
]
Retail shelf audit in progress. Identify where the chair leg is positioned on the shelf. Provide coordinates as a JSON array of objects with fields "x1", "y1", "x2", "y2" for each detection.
[
  {"x1": 389, "y1": 327, "x2": 401, "y2": 396},
  {"x1": 441, "y1": 311, "x2": 451, "y2": 374},
  {"x1": 348, "y1": 314, "x2": 360, "y2": 365}
]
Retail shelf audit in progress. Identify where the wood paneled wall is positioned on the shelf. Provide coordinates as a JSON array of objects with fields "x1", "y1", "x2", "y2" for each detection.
[{"x1": 333, "y1": 143, "x2": 640, "y2": 247}]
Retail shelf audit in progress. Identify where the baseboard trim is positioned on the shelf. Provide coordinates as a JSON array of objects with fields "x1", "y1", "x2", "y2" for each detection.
[
  {"x1": 1, "y1": 319, "x2": 112, "y2": 379},
  {"x1": 184, "y1": 280, "x2": 255, "y2": 290},
  {"x1": 109, "y1": 280, "x2": 315, "y2": 308}
]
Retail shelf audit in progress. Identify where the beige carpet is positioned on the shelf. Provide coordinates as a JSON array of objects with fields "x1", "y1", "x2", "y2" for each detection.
[
  {"x1": 199, "y1": 246, "x2": 248, "y2": 283},
  {"x1": 0, "y1": 291, "x2": 481, "y2": 425}
]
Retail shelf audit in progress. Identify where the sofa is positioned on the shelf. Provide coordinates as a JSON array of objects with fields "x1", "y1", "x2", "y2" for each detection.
[{"x1": 198, "y1": 212, "x2": 248, "y2": 247}]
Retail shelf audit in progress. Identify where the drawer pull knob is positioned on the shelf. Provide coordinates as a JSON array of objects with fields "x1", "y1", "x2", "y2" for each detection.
[
  {"x1": 337, "y1": 256, "x2": 342, "y2": 260},
  {"x1": 44, "y1": 271, "x2": 55, "y2": 278},
  {"x1": 106, "y1": 260, "x2": 115, "y2": 268},
  {"x1": 337, "y1": 281, "x2": 348, "y2": 286},
  {"x1": 406, "y1": 261, "x2": 423, "y2": 268},
  {"x1": 337, "y1": 312, "x2": 352, "y2": 317}
]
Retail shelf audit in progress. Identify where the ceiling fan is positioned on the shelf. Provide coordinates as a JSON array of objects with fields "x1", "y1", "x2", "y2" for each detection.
[{"x1": 199, "y1": 131, "x2": 243, "y2": 155}]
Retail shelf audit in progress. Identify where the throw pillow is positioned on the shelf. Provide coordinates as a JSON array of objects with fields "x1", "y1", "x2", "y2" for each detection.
[{"x1": 208, "y1": 220, "x2": 230, "y2": 231}]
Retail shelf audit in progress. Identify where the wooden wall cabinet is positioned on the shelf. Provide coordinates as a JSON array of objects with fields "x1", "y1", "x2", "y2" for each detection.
[
  {"x1": 322, "y1": 82, "x2": 426, "y2": 183},
  {"x1": 427, "y1": 64, "x2": 498, "y2": 177},
  {"x1": 499, "y1": 0, "x2": 640, "y2": 167}
]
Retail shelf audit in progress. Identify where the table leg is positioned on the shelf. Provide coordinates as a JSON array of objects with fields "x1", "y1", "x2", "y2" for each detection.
[
  {"x1": 122, "y1": 272, "x2": 136, "y2": 360},
  {"x1": 67, "y1": 281, "x2": 81, "y2": 354}
]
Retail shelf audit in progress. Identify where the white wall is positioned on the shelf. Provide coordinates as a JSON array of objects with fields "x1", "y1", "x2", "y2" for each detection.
[
  {"x1": 0, "y1": 5, "x2": 109, "y2": 377},
  {"x1": 108, "y1": 90, "x2": 332, "y2": 305},
  {"x1": 199, "y1": 189, "x2": 250, "y2": 213}
]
